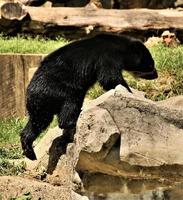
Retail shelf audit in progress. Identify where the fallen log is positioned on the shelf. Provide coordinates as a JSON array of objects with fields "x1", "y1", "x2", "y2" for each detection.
[
  {"x1": 1, "y1": 2, "x2": 183, "y2": 39},
  {"x1": 1, "y1": 2, "x2": 27, "y2": 20}
]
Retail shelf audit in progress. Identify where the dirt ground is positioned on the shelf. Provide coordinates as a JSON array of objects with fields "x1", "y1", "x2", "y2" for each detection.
[{"x1": 0, "y1": 176, "x2": 71, "y2": 200}]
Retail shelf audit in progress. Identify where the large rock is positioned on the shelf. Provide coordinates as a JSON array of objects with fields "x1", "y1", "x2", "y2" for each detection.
[
  {"x1": 77, "y1": 85, "x2": 183, "y2": 167},
  {"x1": 157, "y1": 95, "x2": 183, "y2": 110},
  {"x1": 22, "y1": 85, "x2": 183, "y2": 199}
]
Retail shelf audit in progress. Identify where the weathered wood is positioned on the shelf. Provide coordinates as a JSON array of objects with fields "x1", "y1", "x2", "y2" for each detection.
[
  {"x1": 1, "y1": 2, "x2": 183, "y2": 38},
  {"x1": 0, "y1": 54, "x2": 43, "y2": 118},
  {"x1": 1, "y1": 2, "x2": 27, "y2": 20},
  {"x1": 25, "y1": 6, "x2": 183, "y2": 30}
]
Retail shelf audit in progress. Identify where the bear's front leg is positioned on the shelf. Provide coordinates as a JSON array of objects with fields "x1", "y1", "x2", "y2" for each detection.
[{"x1": 98, "y1": 65, "x2": 132, "y2": 93}]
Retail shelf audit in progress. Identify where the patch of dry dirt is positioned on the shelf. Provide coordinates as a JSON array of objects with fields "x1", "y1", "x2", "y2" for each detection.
[{"x1": 0, "y1": 176, "x2": 71, "y2": 200}]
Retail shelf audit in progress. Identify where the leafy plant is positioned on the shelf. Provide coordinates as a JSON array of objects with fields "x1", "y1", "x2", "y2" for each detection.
[
  {"x1": 9, "y1": 192, "x2": 32, "y2": 200},
  {"x1": 0, "y1": 159, "x2": 25, "y2": 176}
]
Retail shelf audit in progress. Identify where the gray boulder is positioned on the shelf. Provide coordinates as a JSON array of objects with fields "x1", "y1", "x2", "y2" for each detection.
[{"x1": 23, "y1": 85, "x2": 183, "y2": 199}]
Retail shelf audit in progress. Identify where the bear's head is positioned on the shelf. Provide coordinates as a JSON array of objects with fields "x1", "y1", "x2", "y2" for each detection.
[{"x1": 123, "y1": 40, "x2": 158, "y2": 80}]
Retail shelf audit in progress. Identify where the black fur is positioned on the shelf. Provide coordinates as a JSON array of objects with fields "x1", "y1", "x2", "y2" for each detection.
[{"x1": 21, "y1": 34, "x2": 158, "y2": 160}]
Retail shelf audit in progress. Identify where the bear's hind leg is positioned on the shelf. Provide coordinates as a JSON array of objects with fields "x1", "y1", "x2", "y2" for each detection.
[
  {"x1": 21, "y1": 112, "x2": 54, "y2": 160},
  {"x1": 58, "y1": 99, "x2": 82, "y2": 129}
]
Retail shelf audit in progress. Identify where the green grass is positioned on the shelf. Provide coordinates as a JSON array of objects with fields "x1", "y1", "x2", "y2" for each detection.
[
  {"x1": 0, "y1": 117, "x2": 58, "y2": 176},
  {"x1": 9, "y1": 192, "x2": 32, "y2": 200},
  {"x1": 0, "y1": 118, "x2": 27, "y2": 146},
  {"x1": 0, "y1": 147, "x2": 23, "y2": 160},
  {"x1": 136, "y1": 44, "x2": 183, "y2": 100},
  {"x1": 0, "y1": 35, "x2": 67, "y2": 54},
  {"x1": 0, "y1": 159, "x2": 25, "y2": 176},
  {"x1": 0, "y1": 118, "x2": 27, "y2": 175},
  {"x1": 0, "y1": 116, "x2": 58, "y2": 149}
]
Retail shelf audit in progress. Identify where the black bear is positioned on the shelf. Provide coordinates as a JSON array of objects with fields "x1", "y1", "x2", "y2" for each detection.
[{"x1": 21, "y1": 34, "x2": 158, "y2": 160}]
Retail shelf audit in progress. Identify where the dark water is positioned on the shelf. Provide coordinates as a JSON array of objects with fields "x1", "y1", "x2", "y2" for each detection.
[
  {"x1": 81, "y1": 173, "x2": 183, "y2": 200},
  {"x1": 84, "y1": 184, "x2": 183, "y2": 200}
]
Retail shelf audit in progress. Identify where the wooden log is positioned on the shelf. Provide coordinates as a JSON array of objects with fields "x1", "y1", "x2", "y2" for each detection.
[
  {"x1": 25, "y1": 6, "x2": 183, "y2": 30},
  {"x1": 1, "y1": 2, "x2": 27, "y2": 20},
  {"x1": 1, "y1": 2, "x2": 183, "y2": 38}
]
